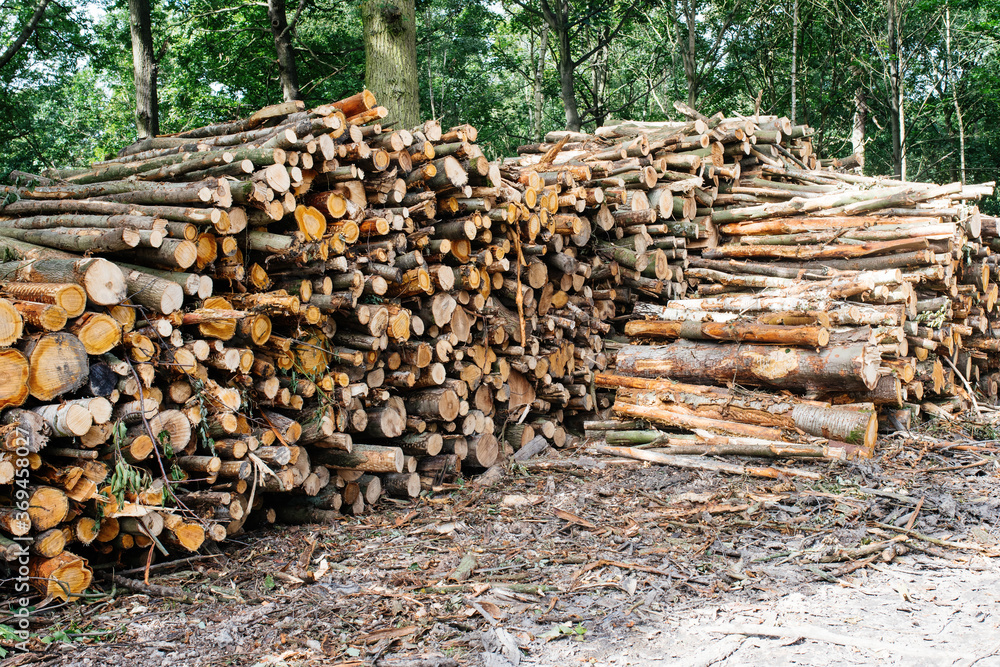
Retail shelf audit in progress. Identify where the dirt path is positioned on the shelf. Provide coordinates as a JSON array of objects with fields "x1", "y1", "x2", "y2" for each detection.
[
  {"x1": 526, "y1": 556, "x2": 1000, "y2": 667},
  {"x1": 3, "y1": 436, "x2": 999, "y2": 666}
]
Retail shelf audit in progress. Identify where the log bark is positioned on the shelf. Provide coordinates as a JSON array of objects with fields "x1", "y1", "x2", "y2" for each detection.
[
  {"x1": 615, "y1": 340, "x2": 880, "y2": 391},
  {"x1": 599, "y1": 375, "x2": 876, "y2": 451},
  {"x1": 313, "y1": 444, "x2": 404, "y2": 473}
]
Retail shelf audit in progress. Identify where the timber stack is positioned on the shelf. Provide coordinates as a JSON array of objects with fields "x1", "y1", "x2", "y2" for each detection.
[
  {"x1": 502, "y1": 102, "x2": 995, "y2": 458},
  {"x1": 0, "y1": 92, "x2": 514, "y2": 599},
  {"x1": 1, "y1": 90, "x2": 997, "y2": 602}
]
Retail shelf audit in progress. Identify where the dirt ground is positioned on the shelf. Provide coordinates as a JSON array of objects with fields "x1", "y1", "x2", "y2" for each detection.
[{"x1": 3, "y1": 426, "x2": 999, "y2": 667}]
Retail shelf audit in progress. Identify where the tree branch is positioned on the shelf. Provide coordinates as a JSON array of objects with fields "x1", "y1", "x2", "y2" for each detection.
[
  {"x1": 284, "y1": 0, "x2": 309, "y2": 34},
  {"x1": 0, "y1": 0, "x2": 51, "y2": 71},
  {"x1": 571, "y1": 2, "x2": 638, "y2": 68}
]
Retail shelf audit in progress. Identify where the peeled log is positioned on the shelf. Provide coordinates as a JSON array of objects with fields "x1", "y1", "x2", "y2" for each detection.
[
  {"x1": 12, "y1": 300, "x2": 67, "y2": 331},
  {"x1": 3, "y1": 282, "x2": 87, "y2": 317},
  {"x1": 615, "y1": 340, "x2": 880, "y2": 391},
  {"x1": 624, "y1": 319, "x2": 829, "y2": 347}
]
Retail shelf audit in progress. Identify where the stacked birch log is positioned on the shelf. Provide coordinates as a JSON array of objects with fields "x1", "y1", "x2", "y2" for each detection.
[{"x1": 0, "y1": 92, "x2": 518, "y2": 599}]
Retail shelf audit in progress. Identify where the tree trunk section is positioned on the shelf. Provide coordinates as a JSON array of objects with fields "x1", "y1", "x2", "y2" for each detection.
[
  {"x1": 267, "y1": 0, "x2": 300, "y2": 102},
  {"x1": 362, "y1": 0, "x2": 420, "y2": 131},
  {"x1": 615, "y1": 340, "x2": 880, "y2": 392},
  {"x1": 128, "y1": 0, "x2": 159, "y2": 139}
]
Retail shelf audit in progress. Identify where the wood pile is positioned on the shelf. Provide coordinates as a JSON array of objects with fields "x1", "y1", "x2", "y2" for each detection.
[
  {"x1": 1, "y1": 91, "x2": 997, "y2": 602},
  {"x1": 501, "y1": 103, "x2": 995, "y2": 460},
  {"x1": 0, "y1": 92, "x2": 518, "y2": 599}
]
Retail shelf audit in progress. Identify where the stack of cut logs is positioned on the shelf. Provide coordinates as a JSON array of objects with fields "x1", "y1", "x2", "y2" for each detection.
[
  {"x1": 502, "y1": 103, "x2": 993, "y2": 459},
  {"x1": 1, "y1": 92, "x2": 997, "y2": 602},
  {"x1": 0, "y1": 92, "x2": 521, "y2": 600}
]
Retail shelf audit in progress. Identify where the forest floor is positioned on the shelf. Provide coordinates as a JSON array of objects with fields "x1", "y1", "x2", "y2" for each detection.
[{"x1": 4, "y1": 422, "x2": 1000, "y2": 667}]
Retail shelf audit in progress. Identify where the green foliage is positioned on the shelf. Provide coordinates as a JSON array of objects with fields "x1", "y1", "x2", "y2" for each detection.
[
  {"x1": 107, "y1": 459, "x2": 152, "y2": 506},
  {"x1": 2, "y1": 0, "x2": 1000, "y2": 192}
]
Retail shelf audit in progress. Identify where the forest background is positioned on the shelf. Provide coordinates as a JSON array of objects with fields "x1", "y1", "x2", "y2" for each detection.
[{"x1": 1, "y1": 0, "x2": 998, "y2": 210}]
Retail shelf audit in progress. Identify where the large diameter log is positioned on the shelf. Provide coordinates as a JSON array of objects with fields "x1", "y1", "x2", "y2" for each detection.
[
  {"x1": 28, "y1": 486, "x2": 69, "y2": 531},
  {"x1": 29, "y1": 551, "x2": 93, "y2": 601},
  {"x1": 24, "y1": 332, "x2": 89, "y2": 401},
  {"x1": 598, "y1": 374, "x2": 877, "y2": 449},
  {"x1": 363, "y1": 407, "x2": 405, "y2": 439},
  {"x1": 464, "y1": 433, "x2": 499, "y2": 468},
  {"x1": 0, "y1": 258, "x2": 126, "y2": 305},
  {"x1": 615, "y1": 340, "x2": 880, "y2": 391},
  {"x1": 68, "y1": 312, "x2": 121, "y2": 355},
  {"x1": 624, "y1": 319, "x2": 829, "y2": 347},
  {"x1": 313, "y1": 444, "x2": 404, "y2": 473}
]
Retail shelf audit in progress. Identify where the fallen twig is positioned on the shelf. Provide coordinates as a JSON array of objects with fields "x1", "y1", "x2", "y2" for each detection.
[
  {"x1": 873, "y1": 523, "x2": 994, "y2": 552},
  {"x1": 597, "y1": 445, "x2": 822, "y2": 480},
  {"x1": 101, "y1": 572, "x2": 204, "y2": 602}
]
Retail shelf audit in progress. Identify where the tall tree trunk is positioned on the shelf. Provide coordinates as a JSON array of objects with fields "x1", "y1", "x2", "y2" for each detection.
[
  {"x1": 532, "y1": 25, "x2": 549, "y2": 141},
  {"x1": 945, "y1": 7, "x2": 966, "y2": 184},
  {"x1": 362, "y1": 0, "x2": 420, "y2": 130},
  {"x1": 790, "y1": 0, "x2": 798, "y2": 124},
  {"x1": 683, "y1": 0, "x2": 698, "y2": 108},
  {"x1": 267, "y1": 0, "x2": 300, "y2": 102},
  {"x1": 852, "y1": 71, "x2": 866, "y2": 169},
  {"x1": 558, "y1": 57, "x2": 581, "y2": 131},
  {"x1": 591, "y1": 26, "x2": 609, "y2": 128},
  {"x1": 128, "y1": 0, "x2": 159, "y2": 139},
  {"x1": 551, "y1": 2, "x2": 581, "y2": 133},
  {"x1": 539, "y1": 0, "x2": 580, "y2": 131},
  {"x1": 886, "y1": 0, "x2": 905, "y2": 180}
]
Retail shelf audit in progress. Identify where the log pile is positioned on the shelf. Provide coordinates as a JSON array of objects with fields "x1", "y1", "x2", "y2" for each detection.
[
  {"x1": 0, "y1": 92, "x2": 516, "y2": 599},
  {"x1": 504, "y1": 104, "x2": 994, "y2": 457},
  {"x1": 1, "y1": 91, "x2": 997, "y2": 602}
]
